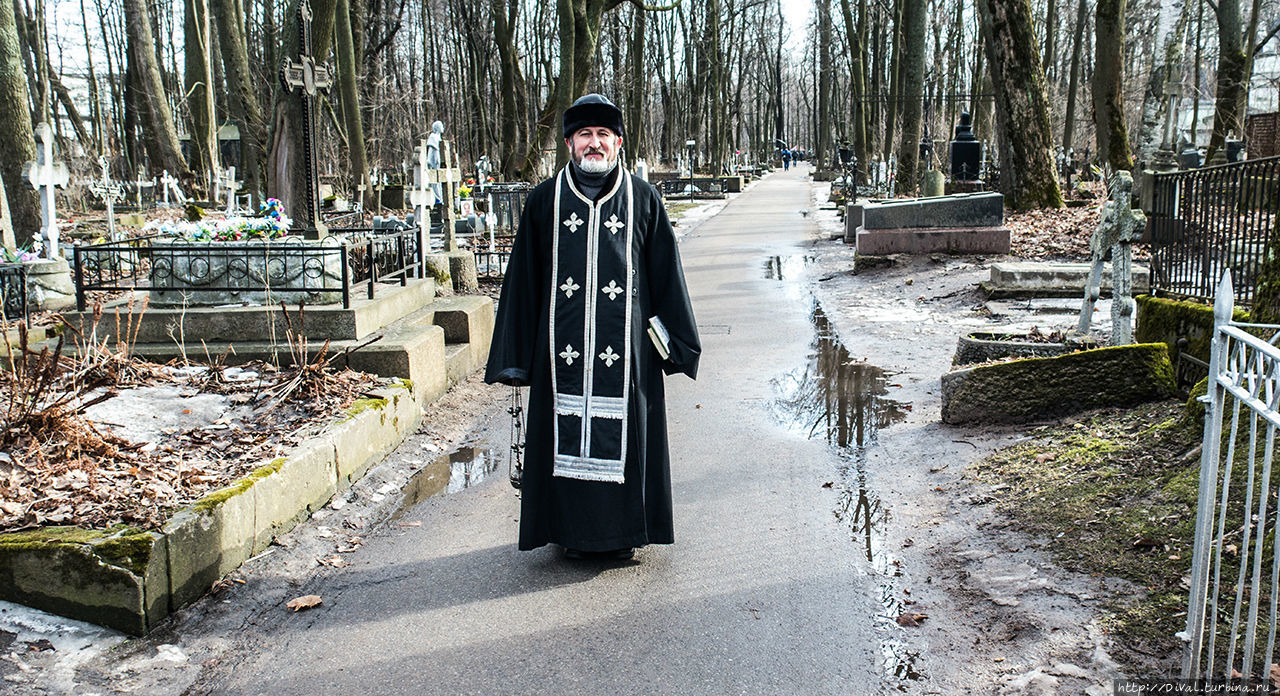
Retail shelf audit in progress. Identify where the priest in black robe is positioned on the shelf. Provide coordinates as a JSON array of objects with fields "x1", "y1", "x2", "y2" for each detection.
[{"x1": 485, "y1": 93, "x2": 701, "y2": 560}]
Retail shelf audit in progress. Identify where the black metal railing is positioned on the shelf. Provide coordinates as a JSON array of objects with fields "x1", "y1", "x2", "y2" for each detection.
[
  {"x1": 480, "y1": 188, "x2": 531, "y2": 233},
  {"x1": 656, "y1": 177, "x2": 727, "y2": 199},
  {"x1": 73, "y1": 225, "x2": 427, "y2": 310},
  {"x1": 474, "y1": 235, "x2": 515, "y2": 278},
  {"x1": 1149, "y1": 155, "x2": 1280, "y2": 304},
  {"x1": 0, "y1": 263, "x2": 27, "y2": 321}
]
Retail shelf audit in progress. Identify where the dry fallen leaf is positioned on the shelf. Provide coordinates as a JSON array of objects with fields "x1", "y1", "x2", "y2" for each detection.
[
  {"x1": 1035, "y1": 453, "x2": 1056, "y2": 464},
  {"x1": 286, "y1": 594, "x2": 323, "y2": 612},
  {"x1": 821, "y1": 481, "x2": 835, "y2": 488},
  {"x1": 896, "y1": 612, "x2": 928, "y2": 627}
]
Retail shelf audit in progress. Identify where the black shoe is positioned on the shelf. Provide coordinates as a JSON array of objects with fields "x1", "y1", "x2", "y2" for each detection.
[{"x1": 562, "y1": 547, "x2": 634, "y2": 561}]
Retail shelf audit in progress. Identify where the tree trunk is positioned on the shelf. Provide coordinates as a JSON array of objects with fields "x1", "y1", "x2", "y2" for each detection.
[
  {"x1": 1043, "y1": 0, "x2": 1058, "y2": 83},
  {"x1": 882, "y1": 0, "x2": 903, "y2": 165},
  {"x1": 123, "y1": 0, "x2": 191, "y2": 180},
  {"x1": 1092, "y1": 0, "x2": 1133, "y2": 171},
  {"x1": 816, "y1": 0, "x2": 831, "y2": 169},
  {"x1": 976, "y1": 0, "x2": 1062, "y2": 209},
  {"x1": 184, "y1": 0, "x2": 215, "y2": 182},
  {"x1": 211, "y1": 0, "x2": 265, "y2": 204},
  {"x1": 894, "y1": 0, "x2": 925, "y2": 195},
  {"x1": 839, "y1": 0, "x2": 867, "y2": 184},
  {"x1": 334, "y1": 0, "x2": 368, "y2": 206},
  {"x1": 492, "y1": 0, "x2": 523, "y2": 178},
  {"x1": 1136, "y1": 1, "x2": 1192, "y2": 166},
  {"x1": 1062, "y1": 0, "x2": 1085, "y2": 154},
  {"x1": 0, "y1": 0, "x2": 38, "y2": 248},
  {"x1": 625, "y1": 2, "x2": 645, "y2": 162},
  {"x1": 1207, "y1": 0, "x2": 1244, "y2": 159},
  {"x1": 266, "y1": 0, "x2": 337, "y2": 221}
]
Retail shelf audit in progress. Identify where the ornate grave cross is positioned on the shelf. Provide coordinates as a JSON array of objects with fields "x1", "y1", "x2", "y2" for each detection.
[
  {"x1": 158, "y1": 170, "x2": 187, "y2": 208},
  {"x1": 409, "y1": 140, "x2": 436, "y2": 249},
  {"x1": 220, "y1": 166, "x2": 241, "y2": 214},
  {"x1": 418, "y1": 139, "x2": 461, "y2": 251},
  {"x1": 21, "y1": 122, "x2": 69, "y2": 257},
  {"x1": 1078, "y1": 170, "x2": 1146, "y2": 345},
  {"x1": 279, "y1": 0, "x2": 333, "y2": 237},
  {"x1": 88, "y1": 155, "x2": 125, "y2": 239}
]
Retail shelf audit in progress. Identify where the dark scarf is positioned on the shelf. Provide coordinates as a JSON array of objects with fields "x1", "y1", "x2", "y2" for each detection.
[{"x1": 569, "y1": 160, "x2": 620, "y2": 201}]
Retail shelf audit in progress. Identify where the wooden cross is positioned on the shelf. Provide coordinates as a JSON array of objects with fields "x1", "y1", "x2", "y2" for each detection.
[
  {"x1": 1078, "y1": 170, "x2": 1146, "y2": 344},
  {"x1": 21, "y1": 122, "x2": 69, "y2": 257},
  {"x1": 279, "y1": 0, "x2": 333, "y2": 237},
  {"x1": 88, "y1": 155, "x2": 125, "y2": 239}
]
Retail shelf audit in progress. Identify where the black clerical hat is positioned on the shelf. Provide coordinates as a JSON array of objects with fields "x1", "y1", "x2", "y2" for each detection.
[{"x1": 563, "y1": 94, "x2": 624, "y2": 139}]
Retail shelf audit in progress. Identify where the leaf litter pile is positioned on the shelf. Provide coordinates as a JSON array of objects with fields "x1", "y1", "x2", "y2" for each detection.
[
  {"x1": 1005, "y1": 182, "x2": 1151, "y2": 263},
  {"x1": 0, "y1": 303, "x2": 382, "y2": 533}
]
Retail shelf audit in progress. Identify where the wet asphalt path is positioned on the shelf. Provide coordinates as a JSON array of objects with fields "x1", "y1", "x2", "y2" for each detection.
[{"x1": 205, "y1": 165, "x2": 883, "y2": 695}]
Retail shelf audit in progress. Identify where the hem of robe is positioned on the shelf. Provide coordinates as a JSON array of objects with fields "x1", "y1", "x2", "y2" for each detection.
[{"x1": 518, "y1": 530, "x2": 673, "y2": 553}]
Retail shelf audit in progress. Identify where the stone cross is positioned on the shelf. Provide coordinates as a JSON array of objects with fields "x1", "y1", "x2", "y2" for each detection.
[
  {"x1": 159, "y1": 170, "x2": 187, "y2": 208},
  {"x1": 355, "y1": 182, "x2": 366, "y2": 214},
  {"x1": 1078, "y1": 170, "x2": 1146, "y2": 344},
  {"x1": 409, "y1": 140, "x2": 435, "y2": 249},
  {"x1": 132, "y1": 171, "x2": 155, "y2": 209},
  {"x1": 221, "y1": 166, "x2": 241, "y2": 214},
  {"x1": 88, "y1": 155, "x2": 125, "y2": 239},
  {"x1": 21, "y1": 122, "x2": 69, "y2": 257},
  {"x1": 279, "y1": 0, "x2": 333, "y2": 237},
  {"x1": 439, "y1": 140, "x2": 460, "y2": 251}
]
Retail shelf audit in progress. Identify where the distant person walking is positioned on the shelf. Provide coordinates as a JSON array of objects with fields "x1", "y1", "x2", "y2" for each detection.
[
  {"x1": 782, "y1": 148, "x2": 792, "y2": 170},
  {"x1": 485, "y1": 93, "x2": 701, "y2": 561}
]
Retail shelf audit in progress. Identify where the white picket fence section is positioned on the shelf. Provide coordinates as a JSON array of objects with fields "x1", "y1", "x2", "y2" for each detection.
[{"x1": 1182, "y1": 271, "x2": 1280, "y2": 683}]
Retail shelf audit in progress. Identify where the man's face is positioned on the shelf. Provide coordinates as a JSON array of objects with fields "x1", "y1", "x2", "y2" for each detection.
[{"x1": 567, "y1": 127, "x2": 622, "y2": 174}]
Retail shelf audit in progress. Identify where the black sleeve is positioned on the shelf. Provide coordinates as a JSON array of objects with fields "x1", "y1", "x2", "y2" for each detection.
[
  {"x1": 644, "y1": 186, "x2": 701, "y2": 379},
  {"x1": 484, "y1": 193, "x2": 546, "y2": 386}
]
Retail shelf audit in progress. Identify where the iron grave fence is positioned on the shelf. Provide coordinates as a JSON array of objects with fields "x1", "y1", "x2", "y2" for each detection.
[
  {"x1": 1182, "y1": 271, "x2": 1280, "y2": 686},
  {"x1": 0, "y1": 263, "x2": 27, "y2": 321},
  {"x1": 73, "y1": 225, "x2": 426, "y2": 311},
  {"x1": 1149, "y1": 155, "x2": 1280, "y2": 306}
]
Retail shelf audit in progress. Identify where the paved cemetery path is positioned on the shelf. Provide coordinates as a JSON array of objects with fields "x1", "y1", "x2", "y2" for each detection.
[{"x1": 200, "y1": 164, "x2": 890, "y2": 695}]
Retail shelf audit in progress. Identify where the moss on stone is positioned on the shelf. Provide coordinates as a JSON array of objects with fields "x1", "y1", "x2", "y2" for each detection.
[
  {"x1": 192, "y1": 478, "x2": 255, "y2": 513},
  {"x1": 345, "y1": 397, "x2": 388, "y2": 417},
  {"x1": 1136, "y1": 295, "x2": 1249, "y2": 365},
  {"x1": 942, "y1": 343, "x2": 1177, "y2": 424},
  {"x1": 92, "y1": 532, "x2": 156, "y2": 576},
  {"x1": 0, "y1": 526, "x2": 104, "y2": 547}
]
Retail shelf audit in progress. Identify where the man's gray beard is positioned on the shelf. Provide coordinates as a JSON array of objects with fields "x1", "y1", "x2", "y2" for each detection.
[{"x1": 578, "y1": 156, "x2": 616, "y2": 174}]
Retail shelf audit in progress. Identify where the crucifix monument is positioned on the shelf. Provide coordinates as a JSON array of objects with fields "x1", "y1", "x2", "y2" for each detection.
[
  {"x1": 1078, "y1": 170, "x2": 1146, "y2": 345},
  {"x1": 21, "y1": 122, "x2": 69, "y2": 257},
  {"x1": 409, "y1": 140, "x2": 435, "y2": 249},
  {"x1": 279, "y1": 0, "x2": 333, "y2": 238},
  {"x1": 221, "y1": 166, "x2": 241, "y2": 215},
  {"x1": 88, "y1": 156, "x2": 126, "y2": 239},
  {"x1": 159, "y1": 170, "x2": 187, "y2": 208}
]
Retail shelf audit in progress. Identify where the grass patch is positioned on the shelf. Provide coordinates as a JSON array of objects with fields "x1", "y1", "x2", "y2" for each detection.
[{"x1": 969, "y1": 399, "x2": 1201, "y2": 663}]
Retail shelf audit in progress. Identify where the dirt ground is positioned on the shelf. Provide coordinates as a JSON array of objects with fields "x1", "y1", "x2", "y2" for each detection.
[{"x1": 0, "y1": 175, "x2": 1175, "y2": 694}]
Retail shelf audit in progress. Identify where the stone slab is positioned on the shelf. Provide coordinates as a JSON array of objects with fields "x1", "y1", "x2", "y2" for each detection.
[
  {"x1": 163, "y1": 479, "x2": 257, "y2": 609},
  {"x1": 332, "y1": 384, "x2": 420, "y2": 490},
  {"x1": 425, "y1": 295, "x2": 495, "y2": 371},
  {"x1": 982, "y1": 261, "x2": 1151, "y2": 298},
  {"x1": 0, "y1": 528, "x2": 167, "y2": 635},
  {"x1": 861, "y1": 192, "x2": 1004, "y2": 230},
  {"x1": 247, "y1": 439, "x2": 338, "y2": 554},
  {"x1": 941, "y1": 343, "x2": 1175, "y2": 424},
  {"x1": 64, "y1": 278, "x2": 436, "y2": 344},
  {"x1": 855, "y1": 226, "x2": 1010, "y2": 255}
]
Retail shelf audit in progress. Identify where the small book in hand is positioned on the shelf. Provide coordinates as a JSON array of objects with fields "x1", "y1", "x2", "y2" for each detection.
[{"x1": 647, "y1": 316, "x2": 671, "y2": 361}]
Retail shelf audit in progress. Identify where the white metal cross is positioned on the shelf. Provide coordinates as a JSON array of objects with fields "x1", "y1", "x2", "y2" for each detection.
[
  {"x1": 409, "y1": 140, "x2": 435, "y2": 247},
  {"x1": 221, "y1": 166, "x2": 240, "y2": 215},
  {"x1": 21, "y1": 122, "x2": 69, "y2": 257},
  {"x1": 159, "y1": 170, "x2": 186, "y2": 207}
]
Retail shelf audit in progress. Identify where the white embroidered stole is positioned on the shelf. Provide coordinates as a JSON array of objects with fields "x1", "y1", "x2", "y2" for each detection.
[{"x1": 549, "y1": 166, "x2": 634, "y2": 483}]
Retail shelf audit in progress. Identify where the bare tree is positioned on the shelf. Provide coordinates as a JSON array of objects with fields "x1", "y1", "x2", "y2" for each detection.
[{"x1": 0, "y1": 0, "x2": 38, "y2": 248}]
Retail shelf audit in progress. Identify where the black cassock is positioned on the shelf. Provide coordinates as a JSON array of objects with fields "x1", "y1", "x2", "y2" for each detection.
[{"x1": 485, "y1": 164, "x2": 700, "y2": 551}]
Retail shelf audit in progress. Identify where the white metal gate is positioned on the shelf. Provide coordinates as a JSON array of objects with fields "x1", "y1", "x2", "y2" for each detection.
[{"x1": 1182, "y1": 271, "x2": 1280, "y2": 683}]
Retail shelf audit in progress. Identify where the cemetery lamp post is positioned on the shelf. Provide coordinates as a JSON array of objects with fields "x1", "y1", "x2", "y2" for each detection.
[{"x1": 686, "y1": 139, "x2": 696, "y2": 203}]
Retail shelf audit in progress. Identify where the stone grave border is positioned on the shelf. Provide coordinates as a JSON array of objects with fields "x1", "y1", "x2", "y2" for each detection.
[{"x1": 0, "y1": 379, "x2": 420, "y2": 635}]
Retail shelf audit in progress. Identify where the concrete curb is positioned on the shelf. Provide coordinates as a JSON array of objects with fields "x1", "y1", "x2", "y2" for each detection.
[{"x1": 0, "y1": 380, "x2": 421, "y2": 635}]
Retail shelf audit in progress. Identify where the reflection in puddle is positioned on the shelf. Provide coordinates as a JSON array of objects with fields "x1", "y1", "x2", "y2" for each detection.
[
  {"x1": 763, "y1": 254, "x2": 813, "y2": 281},
  {"x1": 771, "y1": 304, "x2": 909, "y2": 449},
  {"x1": 770, "y1": 301, "x2": 921, "y2": 688},
  {"x1": 393, "y1": 447, "x2": 497, "y2": 518}
]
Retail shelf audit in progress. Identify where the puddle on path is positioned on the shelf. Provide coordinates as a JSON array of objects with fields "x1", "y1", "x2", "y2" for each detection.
[
  {"x1": 764, "y1": 255, "x2": 815, "y2": 301},
  {"x1": 393, "y1": 447, "x2": 498, "y2": 519},
  {"x1": 768, "y1": 298, "x2": 920, "y2": 688}
]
